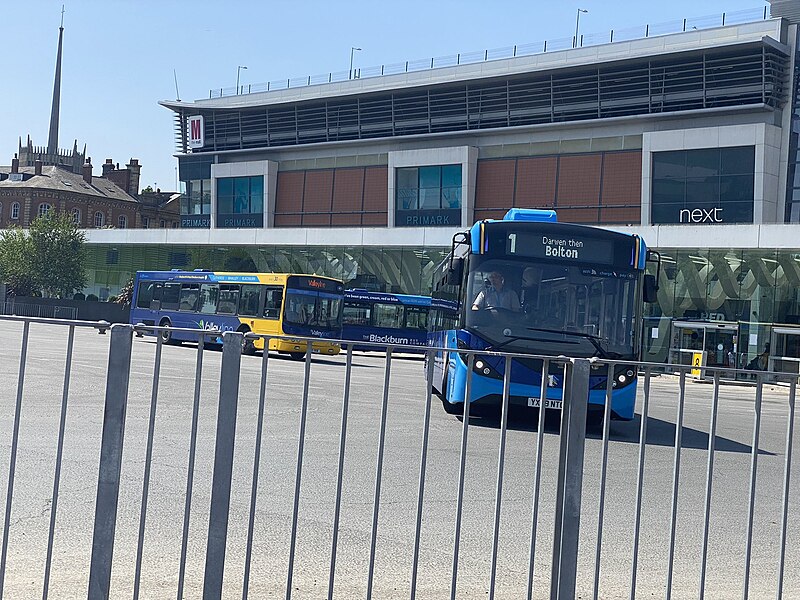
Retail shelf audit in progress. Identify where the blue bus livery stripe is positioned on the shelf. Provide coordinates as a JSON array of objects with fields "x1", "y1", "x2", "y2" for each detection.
[
  {"x1": 344, "y1": 292, "x2": 431, "y2": 306},
  {"x1": 210, "y1": 274, "x2": 260, "y2": 283}
]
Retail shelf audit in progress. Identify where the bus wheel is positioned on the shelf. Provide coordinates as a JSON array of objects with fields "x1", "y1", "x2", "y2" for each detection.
[
  {"x1": 289, "y1": 352, "x2": 306, "y2": 361},
  {"x1": 440, "y1": 397, "x2": 462, "y2": 415},
  {"x1": 159, "y1": 319, "x2": 178, "y2": 345},
  {"x1": 238, "y1": 326, "x2": 256, "y2": 355}
]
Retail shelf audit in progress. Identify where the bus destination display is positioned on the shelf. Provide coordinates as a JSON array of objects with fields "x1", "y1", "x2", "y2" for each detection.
[{"x1": 505, "y1": 231, "x2": 615, "y2": 264}]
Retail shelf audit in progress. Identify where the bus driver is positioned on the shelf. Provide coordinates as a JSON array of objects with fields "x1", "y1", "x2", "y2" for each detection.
[{"x1": 471, "y1": 271, "x2": 521, "y2": 311}]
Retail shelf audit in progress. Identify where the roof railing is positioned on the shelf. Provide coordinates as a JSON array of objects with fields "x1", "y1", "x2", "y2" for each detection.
[{"x1": 206, "y1": 7, "x2": 770, "y2": 101}]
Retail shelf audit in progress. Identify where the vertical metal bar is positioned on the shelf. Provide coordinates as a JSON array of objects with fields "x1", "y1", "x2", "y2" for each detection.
[
  {"x1": 42, "y1": 325, "x2": 74, "y2": 600},
  {"x1": 526, "y1": 358, "x2": 550, "y2": 600},
  {"x1": 698, "y1": 371, "x2": 721, "y2": 600},
  {"x1": 177, "y1": 336, "x2": 205, "y2": 600},
  {"x1": 0, "y1": 320, "x2": 30, "y2": 596},
  {"x1": 285, "y1": 341, "x2": 313, "y2": 600},
  {"x1": 550, "y1": 358, "x2": 590, "y2": 600},
  {"x1": 202, "y1": 332, "x2": 243, "y2": 599},
  {"x1": 328, "y1": 345, "x2": 354, "y2": 599},
  {"x1": 629, "y1": 368, "x2": 652, "y2": 600},
  {"x1": 133, "y1": 335, "x2": 164, "y2": 600},
  {"x1": 776, "y1": 378, "x2": 796, "y2": 600},
  {"x1": 450, "y1": 354, "x2": 474, "y2": 600},
  {"x1": 366, "y1": 348, "x2": 393, "y2": 600},
  {"x1": 410, "y1": 349, "x2": 436, "y2": 600},
  {"x1": 488, "y1": 356, "x2": 512, "y2": 600},
  {"x1": 87, "y1": 324, "x2": 134, "y2": 599},
  {"x1": 665, "y1": 370, "x2": 686, "y2": 600},
  {"x1": 592, "y1": 363, "x2": 616, "y2": 600},
  {"x1": 242, "y1": 340, "x2": 271, "y2": 600},
  {"x1": 742, "y1": 375, "x2": 763, "y2": 600}
]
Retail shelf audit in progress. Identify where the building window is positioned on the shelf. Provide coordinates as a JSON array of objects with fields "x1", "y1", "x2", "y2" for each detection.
[
  {"x1": 160, "y1": 219, "x2": 166, "y2": 228},
  {"x1": 37, "y1": 203, "x2": 52, "y2": 218},
  {"x1": 72, "y1": 208, "x2": 81, "y2": 225},
  {"x1": 94, "y1": 211, "x2": 104, "y2": 228},
  {"x1": 10, "y1": 202, "x2": 19, "y2": 220},
  {"x1": 216, "y1": 176, "x2": 264, "y2": 228},
  {"x1": 651, "y1": 147, "x2": 755, "y2": 224},
  {"x1": 118, "y1": 215, "x2": 127, "y2": 229},
  {"x1": 142, "y1": 216, "x2": 149, "y2": 228},
  {"x1": 180, "y1": 178, "x2": 212, "y2": 228},
  {"x1": 395, "y1": 165, "x2": 461, "y2": 227}
]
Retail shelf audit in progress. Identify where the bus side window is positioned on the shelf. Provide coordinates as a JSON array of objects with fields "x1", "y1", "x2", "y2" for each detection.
[
  {"x1": 149, "y1": 283, "x2": 163, "y2": 310},
  {"x1": 199, "y1": 284, "x2": 219, "y2": 314},
  {"x1": 217, "y1": 285, "x2": 240, "y2": 315},
  {"x1": 342, "y1": 302, "x2": 370, "y2": 325},
  {"x1": 263, "y1": 287, "x2": 283, "y2": 319},
  {"x1": 405, "y1": 307, "x2": 428, "y2": 330},
  {"x1": 238, "y1": 284, "x2": 262, "y2": 317},
  {"x1": 137, "y1": 282, "x2": 155, "y2": 309},
  {"x1": 373, "y1": 303, "x2": 404, "y2": 329},
  {"x1": 179, "y1": 284, "x2": 200, "y2": 311},
  {"x1": 161, "y1": 283, "x2": 181, "y2": 311}
]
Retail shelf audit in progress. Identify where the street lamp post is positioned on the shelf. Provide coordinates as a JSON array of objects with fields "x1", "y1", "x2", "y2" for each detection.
[
  {"x1": 236, "y1": 65, "x2": 248, "y2": 94},
  {"x1": 349, "y1": 47, "x2": 361, "y2": 80},
  {"x1": 575, "y1": 9, "x2": 588, "y2": 48}
]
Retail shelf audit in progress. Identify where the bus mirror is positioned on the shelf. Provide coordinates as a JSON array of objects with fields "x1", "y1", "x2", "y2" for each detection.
[
  {"x1": 643, "y1": 274, "x2": 658, "y2": 303},
  {"x1": 447, "y1": 258, "x2": 464, "y2": 286}
]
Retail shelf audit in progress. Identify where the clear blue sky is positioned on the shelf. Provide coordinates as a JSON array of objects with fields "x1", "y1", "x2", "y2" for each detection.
[{"x1": 0, "y1": 0, "x2": 770, "y2": 193}]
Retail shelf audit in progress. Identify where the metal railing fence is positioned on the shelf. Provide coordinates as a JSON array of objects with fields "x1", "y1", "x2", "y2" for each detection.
[
  {"x1": 210, "y1": 7, "x2": 770, "y2": 99},
  {"x1": 0, "y1": 301, "x2": 77, "y2": 320},
  {"x1": 0, "y1": 314, "x2": 797, "y2": 599}
]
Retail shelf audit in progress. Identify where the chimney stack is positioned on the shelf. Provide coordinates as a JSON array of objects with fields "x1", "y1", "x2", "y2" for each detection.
[
  {"x1": 126, "y1": 158, "x2": 141, "y2": 195},
  {"x1": 102, "y1": 158, "x2": 115, "y2": 177},
  {"x1": 82, "y1": 158, "x2": 93, "y2": 184},
  {"x1": 34, "y1": 160, "x2": 43, "y2": 176},
  {"x1": 11, "y1": 154, "x2": 19, "y2": 174}
]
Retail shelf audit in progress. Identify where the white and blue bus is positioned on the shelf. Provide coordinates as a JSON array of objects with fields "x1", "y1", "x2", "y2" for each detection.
[
  {"x1": 341, "y1": 289, "x2": 430, "y2": 351},
  {"x1": 428, "y1": 209, "x2": 659, "y2": 419}
]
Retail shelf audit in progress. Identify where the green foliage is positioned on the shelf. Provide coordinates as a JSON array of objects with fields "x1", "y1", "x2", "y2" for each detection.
[
  {"x1": 0, "y1": 226, "x2": 36, "y2": 297},
  {"x1": 86, "y1": 294, "x2": 99, "y2": 302},
  {"x1": 0, "y1": 213, "x2": 88, "y2": 299}
]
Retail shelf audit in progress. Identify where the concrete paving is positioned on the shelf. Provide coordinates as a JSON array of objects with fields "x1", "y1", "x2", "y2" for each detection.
[{"x1": 0, "y1": 319, "x2": 797, "y2": 599}]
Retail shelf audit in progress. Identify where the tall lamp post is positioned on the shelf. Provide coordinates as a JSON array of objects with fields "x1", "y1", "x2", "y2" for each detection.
[
  {"x1": 349, "y1": 47, "x2": 361, "y2": 80},
  {"x1": 574, "y1": 9, "x2": 588, "y2": 48},
  {"x1": 236, "y1": 65, "x2": 248, "y2": 94}
]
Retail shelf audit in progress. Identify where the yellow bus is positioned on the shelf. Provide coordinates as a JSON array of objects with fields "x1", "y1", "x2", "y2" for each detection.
[{"x1": 130, "y1": 270, "x2": 344, "y2": 359}]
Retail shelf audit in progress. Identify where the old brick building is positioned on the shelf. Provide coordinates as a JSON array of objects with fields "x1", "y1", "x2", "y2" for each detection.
[{"x1": 0, "y1": 155, "x2": 179, "y2": 229}]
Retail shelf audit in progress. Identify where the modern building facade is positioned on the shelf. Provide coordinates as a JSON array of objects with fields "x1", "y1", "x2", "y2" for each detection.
[{"x1": 82, "y1": 6, "x2": 800, "y2": 369}]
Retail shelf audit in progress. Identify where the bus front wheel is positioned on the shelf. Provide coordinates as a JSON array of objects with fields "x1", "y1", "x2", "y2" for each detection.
[
  {"x1": 289, "y1": 352, "x2": 307, "y2": 361},
  {"x1": 159, "y1": 319, "x2": 179, "y2": 345}
]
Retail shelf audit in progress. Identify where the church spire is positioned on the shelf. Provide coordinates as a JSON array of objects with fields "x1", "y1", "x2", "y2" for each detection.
[{"x1": 47, "y1": 6, "x2": 65, "y2": 156}]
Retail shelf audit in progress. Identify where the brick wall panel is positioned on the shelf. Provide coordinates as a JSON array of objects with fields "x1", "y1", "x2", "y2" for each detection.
[
  {"x1": 556, "y1": 154, "x2": 602, "y2": 223},
  {"x1": 475, "y1": 160, "x2": 515, "y2": 210},
  {"x1": 515, "y1": 157, "x2": 557, "y2": 208},
  {"x1": 275, "y1": 171, "x2": 305, "y2": 218},
  {"x1": 599, "y1": 151, "x2": 642, "y2": 224},
  {"x1": 362, "y1": 167, "x2": 388, "y2": 215},
  {"x1": 332, "y1": 168, "x2": 365, "y2": 213}
]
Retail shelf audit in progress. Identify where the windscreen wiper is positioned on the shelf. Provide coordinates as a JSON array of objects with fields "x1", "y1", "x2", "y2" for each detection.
[
  {"x1": 524, "y1": 327, "x2": 614, "y2": 359},
  {"x1": 486, "y1": 334, "x2": 578, "y2": 352}
]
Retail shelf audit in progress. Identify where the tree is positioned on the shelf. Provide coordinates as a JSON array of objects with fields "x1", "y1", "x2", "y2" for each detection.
[
  {"x1": 0, "y1": 226, "x2": 36, "y2": 297},
  {"x1": 115, "y1": 276, "x2": 134, "y2": 305},
  {"x1": 28, "y1": 213, "x2": 88, "y2": 298}
]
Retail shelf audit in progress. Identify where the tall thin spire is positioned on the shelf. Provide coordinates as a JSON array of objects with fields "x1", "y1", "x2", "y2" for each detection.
[{"x1": 47, "y1": 6, "x2": 65, "y2": 155}]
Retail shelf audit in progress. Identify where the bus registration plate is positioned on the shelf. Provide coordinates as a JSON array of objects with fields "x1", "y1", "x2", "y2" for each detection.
[{"x1": 527, "y1": 397, "x2": 562, "y2": 410}]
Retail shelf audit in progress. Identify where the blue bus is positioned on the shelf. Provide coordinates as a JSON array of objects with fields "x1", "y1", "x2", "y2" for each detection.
[
  {"x1": 130, "y1": 270, "x2": 344, "y2": 359},
  {"x1": 428, "y1": 209, "x2": 659, "y2": 419},
  {"x1": 341, "y1": 290, "x2": 430, "y2": 351}
]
